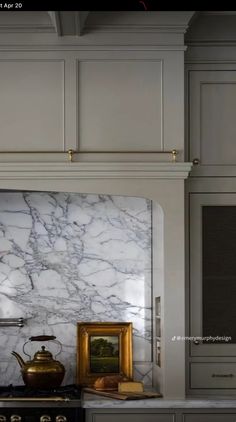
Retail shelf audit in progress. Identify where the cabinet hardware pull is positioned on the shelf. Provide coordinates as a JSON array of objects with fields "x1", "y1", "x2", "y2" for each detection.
[
  {"x1": 192, "y1": 158, "x2": 200, "y2": 165},
  {"x1": 212, "y1": 373, "x2": 234, "y2": 378}
]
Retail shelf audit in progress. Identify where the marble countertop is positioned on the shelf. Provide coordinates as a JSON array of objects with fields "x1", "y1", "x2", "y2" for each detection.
[{"x1": 82, "y1": 392, "x2": 236, "y2": 409}]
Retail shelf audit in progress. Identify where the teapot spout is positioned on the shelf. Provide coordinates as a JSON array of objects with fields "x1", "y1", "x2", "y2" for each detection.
[{"x1": 11, "y1": 351, "x2": 25, "y2": 369}]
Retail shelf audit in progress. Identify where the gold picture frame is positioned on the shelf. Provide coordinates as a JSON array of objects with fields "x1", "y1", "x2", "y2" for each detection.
[{"x1": 76, "y1": 322, "x2": 133, "y2": 387}]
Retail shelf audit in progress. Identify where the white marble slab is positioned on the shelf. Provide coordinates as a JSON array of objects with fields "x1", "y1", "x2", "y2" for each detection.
[
  {"x1": 82, "y1": 393, "x2": 236, "y2": 408},
  {"x1": 0, "y1": 192, "x2": 152, "y2": 385}
]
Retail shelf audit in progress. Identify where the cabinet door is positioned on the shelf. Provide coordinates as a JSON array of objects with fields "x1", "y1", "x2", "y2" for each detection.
[
  {"x1": 188, "y1": 70, "x2": 236, "y2": 176},
  {"x1": 190, "y1": 193, "x2": 236, "y2": 356}
]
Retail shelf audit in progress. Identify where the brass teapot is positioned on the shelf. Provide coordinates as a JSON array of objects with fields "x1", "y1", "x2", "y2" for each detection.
[{"x1": 12, "y1": 335, "x2": 65, "y2": 389}]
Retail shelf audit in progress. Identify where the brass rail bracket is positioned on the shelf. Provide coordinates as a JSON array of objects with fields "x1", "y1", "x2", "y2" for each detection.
[
  {"x1": 172, "y1": 149, "x2": 178, "y2": 162},
  {"x1": 67, "y1": 149, "x2": 75, "y2": 163}
]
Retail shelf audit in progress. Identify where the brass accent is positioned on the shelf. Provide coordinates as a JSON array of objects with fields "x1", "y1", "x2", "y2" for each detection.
[
  {"x1": 0, "y1": 416, "x2": 6, "y2": 422},
  {"x1": 172, "y1": 149, "x2": 178, "y2": 162},
  {"x1": 192, "y1": 158, "x2": 200, "y2": 165},
  {"x1": 67, "y1": 149, "x2": 75, "y2": 162},
  {"x1": 76, "y1": 150, "x2": 179, "y2": 162},
  {"x1": 10, "y1": 415, "x2": 22, "y2": 422},
  {"x1": 0, "y1": 149, "x2": 178, "y2": 162},
  {"x1": 0, "y1": 151, "x2": 70, "y2": 154},
  {"x1": 0, "y1": 150, "x2": 177, "y2": 154},
  {"x1": 12, "y1": 338, "x2": 65, "y2": 389},
  {"x1": 40, "y1": 416, "x2": 51, "y2": 422},
  {"x1": 74, "y1": 150, "x2": 177, "y2": 154},
  {"x1": 56, "y1": 416, "x2": 67, "y2": 422},
  {"x1": 77, "y1": 322, "x2": 133, "y2": 387}
]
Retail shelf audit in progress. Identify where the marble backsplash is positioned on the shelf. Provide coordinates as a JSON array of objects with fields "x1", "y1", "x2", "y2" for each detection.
[{"x1": 0, "y1": 191, "x2": 152, "y2": 385}]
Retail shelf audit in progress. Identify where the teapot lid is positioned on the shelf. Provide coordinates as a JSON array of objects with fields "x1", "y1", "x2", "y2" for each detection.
[{"x1": 34, "y1": 346, "x2": 53, "y2": 361}]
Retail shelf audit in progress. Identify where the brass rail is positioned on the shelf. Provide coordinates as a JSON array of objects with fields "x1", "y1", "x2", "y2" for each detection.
[{"x1": 0, "y1": 149, "x2": 178, "y2": 163}]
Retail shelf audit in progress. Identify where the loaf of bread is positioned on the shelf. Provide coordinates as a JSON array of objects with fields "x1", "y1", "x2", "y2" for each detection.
[
  {"x1": 118, "y1": 381, "x2": 144, "y2": 393},
  {"x1": 94, "y1": 375, "x2": 130, "y2": 391}
]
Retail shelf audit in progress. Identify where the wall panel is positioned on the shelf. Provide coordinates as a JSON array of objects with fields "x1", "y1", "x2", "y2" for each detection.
[
  {"x1": 78, "y1": 60, "x2": 163, "y2": 151},
  {"x1": 0, "y1": 60, "x2": 64, "y2": 151}
]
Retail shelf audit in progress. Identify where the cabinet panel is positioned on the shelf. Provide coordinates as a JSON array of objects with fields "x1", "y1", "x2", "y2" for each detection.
[
  {"x1": 190, "y1": 362, "x2": 236, "y2": 389},
  {"x1": 0, "y1": 60, "x2": 64, "y2": 151},
  {"x1": 189, "y1": 70, "x2": 236, "y2": 170},
  {"x1": 190, "y1": 193, "x2": 236, "y2": 356},
  {"x1": 78, "y1": 60, "x2": 162, "y2": 152},
  {"x1": 183, "y1": 414, "x2": 236, "y2": 422}
]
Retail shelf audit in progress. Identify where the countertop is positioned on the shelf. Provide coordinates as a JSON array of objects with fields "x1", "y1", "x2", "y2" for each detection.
[{"x1": 82, "y1": 392, "x2": 236, "y2": 409}]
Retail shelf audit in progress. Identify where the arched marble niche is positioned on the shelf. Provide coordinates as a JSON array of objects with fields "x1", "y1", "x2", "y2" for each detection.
[{"x1": 0, "y1": 166, "x2": 189, "y2": 398}]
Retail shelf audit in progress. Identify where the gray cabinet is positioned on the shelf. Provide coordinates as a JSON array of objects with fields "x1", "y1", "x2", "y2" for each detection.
[
  {"x1": 86, "y1": 409, "x2": 236, "y2": 422},
  {"x1": 190, "y1": 192, "x2": 236, "y2": 357},
  {"x1": 186, "y1": 34, "x2": 236, "y2": 396},
  {"x1": 86, "y1": 409, "x2": 175, "y2": 422},
  {"x1": 187, "y1": 68, "x2": 236, "y2": 176},
  {"x1": 189, "y1": 192, "x2": 236, "y2": 392}
]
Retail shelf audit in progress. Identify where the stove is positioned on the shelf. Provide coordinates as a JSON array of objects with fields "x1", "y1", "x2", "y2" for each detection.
[{"x1": 0, "y1": 385, "x2": 83, "y2": 422}]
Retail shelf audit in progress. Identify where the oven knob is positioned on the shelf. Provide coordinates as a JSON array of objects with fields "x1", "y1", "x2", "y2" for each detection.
[
  {"x1": 56, "y1": 416, "x2": 67, "y2": 422},
  {"x1": 11, "y1": 416, "x2": 22, "y2": 422},
  {"x1": 0, "y1": 416, "x2": 6, "y2": 422},
  {"x1": 40, "y1": 416, "x2": 51, "y2": 422}
]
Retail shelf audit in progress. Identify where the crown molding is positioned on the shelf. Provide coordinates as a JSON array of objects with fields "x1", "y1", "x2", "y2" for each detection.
[
  {"x1": 85, "y1": 11, "x2": 195, "y2": 32},
  {"x1": 202, "y1": 11, "x2": 236, "y2": 16},
  {"x1": 0, "y1": 11, "x2": 55, "y2": 34},
  {"x1": 0, "y1": 11, "x2": 195, "y2": 41},
  {"x1": 185, "y1": 12, "x2": 236, "y2": 47}
]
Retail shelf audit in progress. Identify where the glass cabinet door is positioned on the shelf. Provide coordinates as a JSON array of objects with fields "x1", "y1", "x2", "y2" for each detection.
[{"x1": 190, "y1": 193, "x2": 236, "y2": 356}]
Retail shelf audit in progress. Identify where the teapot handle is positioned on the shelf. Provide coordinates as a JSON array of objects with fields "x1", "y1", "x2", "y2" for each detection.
[
  {"x1": 23, "y1": 336, "x2": 62, "y2": 359},
  {"x1": 29, "y1": 335, "x2": 56, "y2": 342},
  {"x1": 30, "y1": 335, "x2": 62, "y2": 358},
  {"x1": 23, "y1": 336, "x2": 57, "y2": 358}
]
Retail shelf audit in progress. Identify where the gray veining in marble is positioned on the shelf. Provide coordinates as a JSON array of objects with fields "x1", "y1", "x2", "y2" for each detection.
[{"x1": 0, "y1": 192, "x2": 152, "y2": 385}]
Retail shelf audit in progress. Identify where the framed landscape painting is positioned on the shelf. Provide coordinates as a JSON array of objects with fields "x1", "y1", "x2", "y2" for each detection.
[{"x1": 76, "y1": 322, "x2": 133, "y2": 387}]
